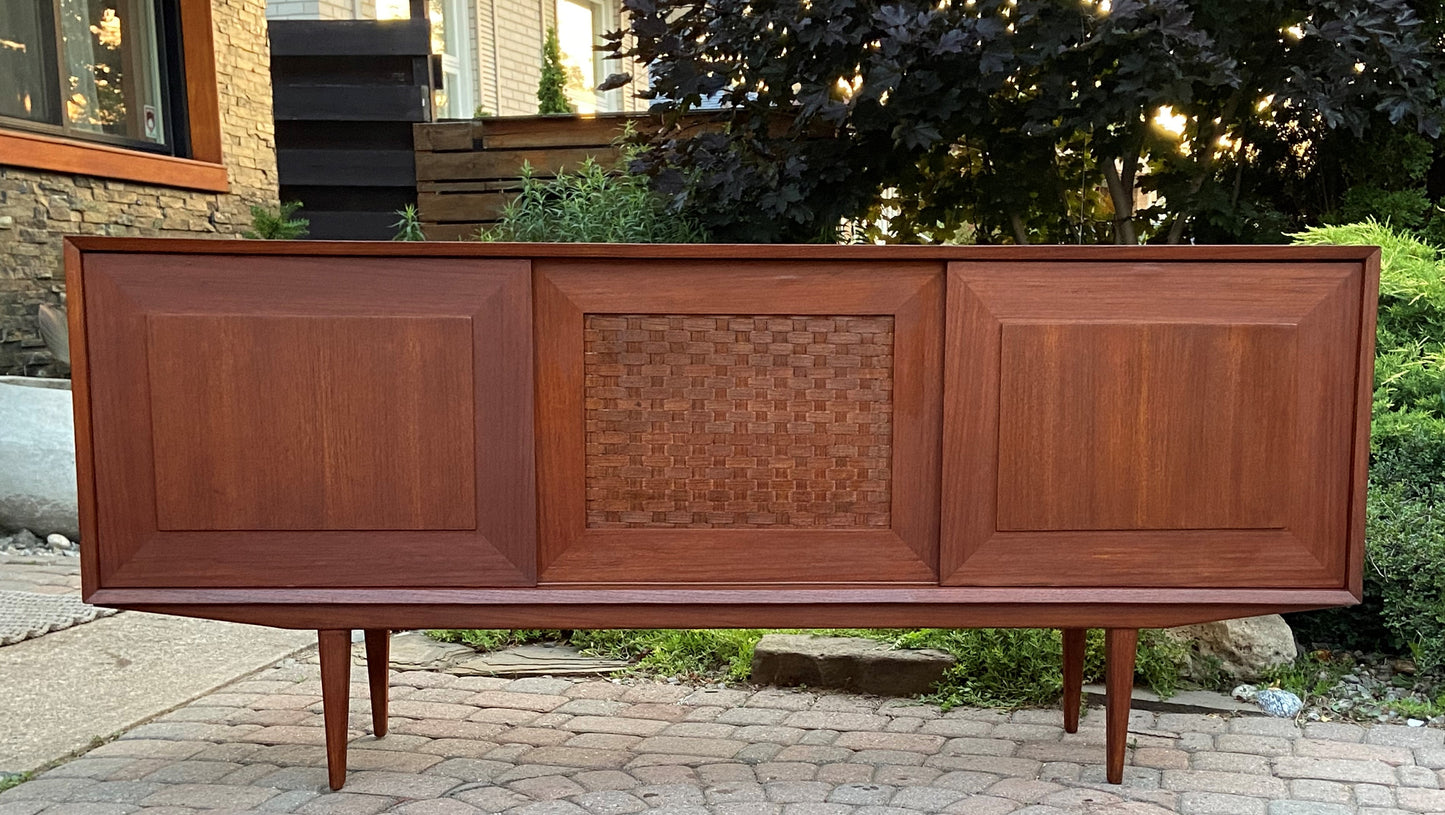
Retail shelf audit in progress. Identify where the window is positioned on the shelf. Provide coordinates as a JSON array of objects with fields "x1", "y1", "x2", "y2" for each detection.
[
  {"x1": 0, "y1": 0, "x2": 225, "y2": 192},
  {"x1": 428, "y1": 0, "x2": 475, "y2": 119},
  {"x1": 555, "y1": 0, "x2": 618, "y2": 113},
  {"x1": 2, "y1": 0, "x2": 185, "y2": 154}
]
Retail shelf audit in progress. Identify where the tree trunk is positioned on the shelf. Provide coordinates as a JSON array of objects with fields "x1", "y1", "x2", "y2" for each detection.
[
  {"x1": 1009, "y1": 213, "x2": 1029, "y2": 245},
  {"x1": 1101, "y1": 160, "x2": 1137, "y2": 245}
]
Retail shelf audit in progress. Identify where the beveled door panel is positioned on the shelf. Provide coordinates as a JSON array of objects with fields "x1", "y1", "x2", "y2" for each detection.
[
  {"x1": 942, "y1": 261, "x2": 1370, "y2": 588},
  {"x1": 535, "y1": 260, "x2": 944, "y2": 583},
  {"x1": 81, "y1": 253, "x2": 535, "y2": 588}
]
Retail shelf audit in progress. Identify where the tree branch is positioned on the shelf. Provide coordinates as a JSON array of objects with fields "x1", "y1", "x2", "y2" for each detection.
[
  {"x1": 1101, "y1": 159, "x2": 1138, "y2": 245},
  {"x1": 1009, "y1": 212, "x2": 1029, "y2": 245}
]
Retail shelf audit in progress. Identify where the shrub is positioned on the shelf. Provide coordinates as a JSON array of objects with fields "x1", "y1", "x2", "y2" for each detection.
[
  {"x1": 391, "y1": 205, "x2": 426, "y2": 241},
  {"x1": 1287, "y1": 222, "x2": 1445, "y2": 668},
  {"x1": 478, "y1": 155, "x2": 708, "y2": 244},
  {"x1": 242, "y1": 201, "x2": 308, "y2": 240}
]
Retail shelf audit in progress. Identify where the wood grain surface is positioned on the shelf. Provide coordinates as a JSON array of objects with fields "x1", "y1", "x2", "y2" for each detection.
[
  {"x1": 534, "y1": 260, "x2": 943, "y2": 583},
  {"x1": 942, "y1": 260, "x2": 1366, "y2": 588}
]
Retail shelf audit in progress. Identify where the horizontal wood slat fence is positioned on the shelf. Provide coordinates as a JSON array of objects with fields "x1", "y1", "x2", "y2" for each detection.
[{"x1": 413, "y1": 113, "x2": 712, "y2": 241}]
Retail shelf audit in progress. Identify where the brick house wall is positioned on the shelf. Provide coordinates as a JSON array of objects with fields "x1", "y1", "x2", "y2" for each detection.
[{"x1": 0, "y1": 0, "x2": 280, "y2": 376}]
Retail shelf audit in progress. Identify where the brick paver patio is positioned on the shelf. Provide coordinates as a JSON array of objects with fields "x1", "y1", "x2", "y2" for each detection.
[{"x1": 3, "y1": 646, "x2": 1444, "y2": 815}]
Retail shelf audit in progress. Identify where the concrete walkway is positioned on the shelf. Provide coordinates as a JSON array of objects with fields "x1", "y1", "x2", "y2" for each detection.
[
  {"x1": 0, "y1": 554, "x2": 313, "y2": 776},
  {"x1": 3, "y1": 648, "x2": 1444, "y2": 815}
]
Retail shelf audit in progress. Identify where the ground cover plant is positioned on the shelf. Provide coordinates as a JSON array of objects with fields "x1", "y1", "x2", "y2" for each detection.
[
  {"x1": 430, "y1": 628, "x2": 1190, "y2": 708},
  {"x1": 242, "y1": 201, "x2": 309, "y2": 240}
]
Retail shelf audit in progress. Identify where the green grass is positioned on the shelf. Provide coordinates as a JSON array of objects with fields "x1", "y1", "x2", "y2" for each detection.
[
  {"x1": 0, "y1": 772, "x2": 29, "y2": 794},
  {"x1": 428, "y1": 627, "x2": 1190, "y2": 709}
]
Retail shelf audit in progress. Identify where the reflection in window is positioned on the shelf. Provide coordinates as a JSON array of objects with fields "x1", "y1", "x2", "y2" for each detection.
[
  {"x1": 0, "y1": 0, "x2": 176, "y2": 150},
  {"x1": 555, "y1": 0, "x2": 619, "y2": 113},
  {"x1": 0, "y1": 2, "x2": 61, "y2": 124}
]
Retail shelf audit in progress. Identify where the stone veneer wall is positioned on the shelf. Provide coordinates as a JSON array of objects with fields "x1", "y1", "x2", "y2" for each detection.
[{"x1": 0, "y1": 0, "x2": 280, "y2": 376}]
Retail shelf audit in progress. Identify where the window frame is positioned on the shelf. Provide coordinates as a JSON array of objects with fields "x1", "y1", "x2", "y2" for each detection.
[{"x1": 0, "y1": 0, "x2": 226, "y2": 193}]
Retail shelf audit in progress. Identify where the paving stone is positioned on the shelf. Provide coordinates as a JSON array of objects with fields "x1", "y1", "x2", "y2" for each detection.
[
  {"x1": 572, "y1": 790, "x2": 647, "y2": 814},
  {"x1": 747, "y1": 690, "x2": 818, "y2": 711},
  {"x1": 0, "y1": 779, "x2": 99, "y2": 801},
  {"x1": 1040, "y1": 788, "x2": 1123, "y2": 808},
  {"x1": 871, "y1": 765, "x2": 940, "y2": 785},
  {"x1": 888, "y1": 784, "x2": 967, "y2": 810},
  {"x1": 1189, "y1": 751, "x2": 1272, "y2": 775},
  {"x1": 86, "y1": 741, "x2": 207, "y2": 761},
  {"x1": 628, "y1": 765, "x2": 699, "y2": 785},
  {"x1": 338, "y1": 771, "x2": 460, "y2": 798},
  {"x1": 938, "y1": 795, "x2": 1020, "y2": 814},
  {"x1": 1397, "y1": 765, "x2": 1440, "y2": 788},
  {"x1": 33, "y1": 805, "x2": 136, "y2": 815},
  {"x1": 615, "y1": 704, "x2": 691, "y2": 722},
  {"x1": 1287, "y1": 779, "x2": 1353, "y2": 804},
  {"x1": 1076, "y1": 766, "x2": 1162, "y2": 789},
  {"x1": 1267, "y1": 802, "x2": 1353, "y2": 815},
  {"x1": 1414, "y1": 747, "x2": 1445, "y2": 770},
  {"x1": 467, "y1": 709, "x2": 543, "y2": 726},
  {"x1": 754, "y1": 763, "x2": 820, "y2": 782},
  {"x1": 833, "y1": 732, "x2": 944, "y2": 754},
  {"x1": 1014, "y1": 742, "x2": 1103, "y2": 763},
  {"x1": 815, "y1": 764, "x2": 874, "y2": 784},
  {"x1": 618, "y1": 685, "x2": 691, "y2": 704},
  {"x1": 925, "y1": 755, "x2": 1043, "y2": 777},
  {"x1": 784, "y1": 712, "x2": 892, "y2": 732},
  {"x1": 634, "y1": 737, "x2": 746, "y2": 759},
  {"x1": 1177, "y1": 792, "x2": 1268, "y2": 815},
  {"x1": 715, "y1": 708, "x2": 789, "y2": 726},
  {"x1": 735, "y1": 743, "x2": 786, "y2": 764},
  {"x1": 800, "y1": 730, "x2": 842, "y2": 746},
  {"x1": 985, "y1": 778, "x2": 1065, "y2": 803},
  {"x1": 1132, "y1": 748, "x2": 1189, "y2": 769},
  {"x1": 940, "y1": 737, "x2": 1019, "y2": 757},
  {"x1": 1039, "y1": 763, "x2": 1081, "y2": 782},
  {"x1": 389, "y1": 800, "x2": 484, "y2": 814},
  {"x1": 1213, "y1": 734, "x2": 1294, "y2": 757},
  {"x1": 554, "y1": 700, "x2": 628, "y2": 717},
  {"x1": 346, "y1": 749, "x2": 443, "y2": 774},
  {"x1": 257, "y1": 788, "x2": 323, "y2": 812},
  {"x1": 1396, "y1": 786, "x2": 1445, "y2": 812},
  {"x1": 1274, "y1": 757, "x2": 1399, "y2": 785},
  {"x1": 1295, "y1": 738, "x2": 1415, "y2": 765},
  {"x1": 827, "y1": 783, "x2": 895, "y2": 805},
  {"x1": 138, "y1": 783, "x2": 279, "y2": 809},
  {"x1": 661, "y1": 722, "x2": 738, "y2": 739},
  {"x1": 565, "y1": 717, "x2": 668, "y2": 737},
  {"x1": 1230, "y1": 719, "x2": 1303, "y2": 739},
  {"x1": 1354, "y1": 784, "x2": 1396, "y2": 806},
  {"x1": 734, "y1": 726, "x2": 808, "y2": 745},
  {"x1": 764, "y1": 780, "x2": 834, "y2": 802},
  {"x1": 391, "y1": 720, "x2": 505, "y2": 741},
  {"x1": 503, "y1": 801, "x2": 588, "y2": 815},
  {"x1": 495, "y1": 728, "x2": 574, "y2": 747},
  {"x1": 451, "y1": 785, "x2": 533, "y2": 810},
  {"x1": 919, "y1": 719, "x2": 993, "y2": 738},
  {"x1": 778, "y1": 804, "x2": 851, "y2": 815},
  {"x1": 466, "y1": 692, "x2": 569, "y2": 713},
  {"x1": 64, "y1": 781, "x2": 167, "y2": 805},
  {"x1": 507, "y1": 774, "x2": 585, "y2": 801},
  {"x1": 930, "y1": 770, "x2": 1000, "y2": 793},
  {"x1": 850, "y1": 749, "x2": 928, "y2": 766},
  {"x1": 991, "y1": 724, "x2": 1065, "y2": 743},
  {"x1": 1300, "y1": 723, "x2": 1366, "y2": 743},
  {"x1": 701, "y1": 781, "x2": 766, "y2": 803},
  {"x1": 1163, "y1": 769, "x2": 1288, "y2": 797},
  {"x1": 1366, "y1": 726, "x2": 1445, "y2": 750}
]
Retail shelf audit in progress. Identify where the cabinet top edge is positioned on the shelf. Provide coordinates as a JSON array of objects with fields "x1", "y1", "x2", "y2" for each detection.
[{"x1": 63, "y1": 236, "x2": 1380, "y2": 263}]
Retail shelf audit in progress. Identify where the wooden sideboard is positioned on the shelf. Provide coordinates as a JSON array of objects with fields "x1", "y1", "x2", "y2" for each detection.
[{"x1": 64, "y1": 238, "x2": 1379, "y2": 790}]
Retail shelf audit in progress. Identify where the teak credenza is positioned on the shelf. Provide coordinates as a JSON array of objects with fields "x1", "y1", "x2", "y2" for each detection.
[{"x1": 64, "y1": 238, "x2": 1380, "y2": 790}]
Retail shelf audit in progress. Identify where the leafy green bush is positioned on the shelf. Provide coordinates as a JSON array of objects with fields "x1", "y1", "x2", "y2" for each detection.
[
  {"x1": 242, "y1": 201, "x2": 308, "y2": 240},
  {"x1": 1287, "y1": 221, "x2": 1445, "y2": 668},
  {"x1": 478, "y1": 156, "x2": 707, "y2": 244}
]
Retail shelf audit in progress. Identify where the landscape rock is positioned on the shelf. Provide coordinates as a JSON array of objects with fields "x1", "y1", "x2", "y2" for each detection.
[
  {"x1": 750, "y1": 633, "x2": 955, "y2": 697},
  {"x1": 1167, "y1": 614, "x2": 1298, "y2": 681},
  {"x1": 1256, "y1": 688, "x2": 1303, "y2": 717},
  {"x1": 0, "y1": 377, "x2": 78, "y2": 540}
]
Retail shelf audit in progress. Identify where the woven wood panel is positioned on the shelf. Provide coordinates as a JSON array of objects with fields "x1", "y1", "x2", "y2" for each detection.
[{"x1": 584, "y1": 314, "x2": 894, "y2": 528}]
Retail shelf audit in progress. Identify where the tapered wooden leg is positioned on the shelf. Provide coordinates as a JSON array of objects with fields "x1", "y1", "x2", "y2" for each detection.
[
  {"x1": 364, "y1": 629, "x2": 390, "y2": 738},
  {"x1": 1105, "y1": 628, "x2": 1138, "y2": 785},
  {"x1": 318, "y1": 629, "x2": 352, "y2": 791},
  {"x1": 1061, "y1": 628, "x2": 1086, "y2": 734}
]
